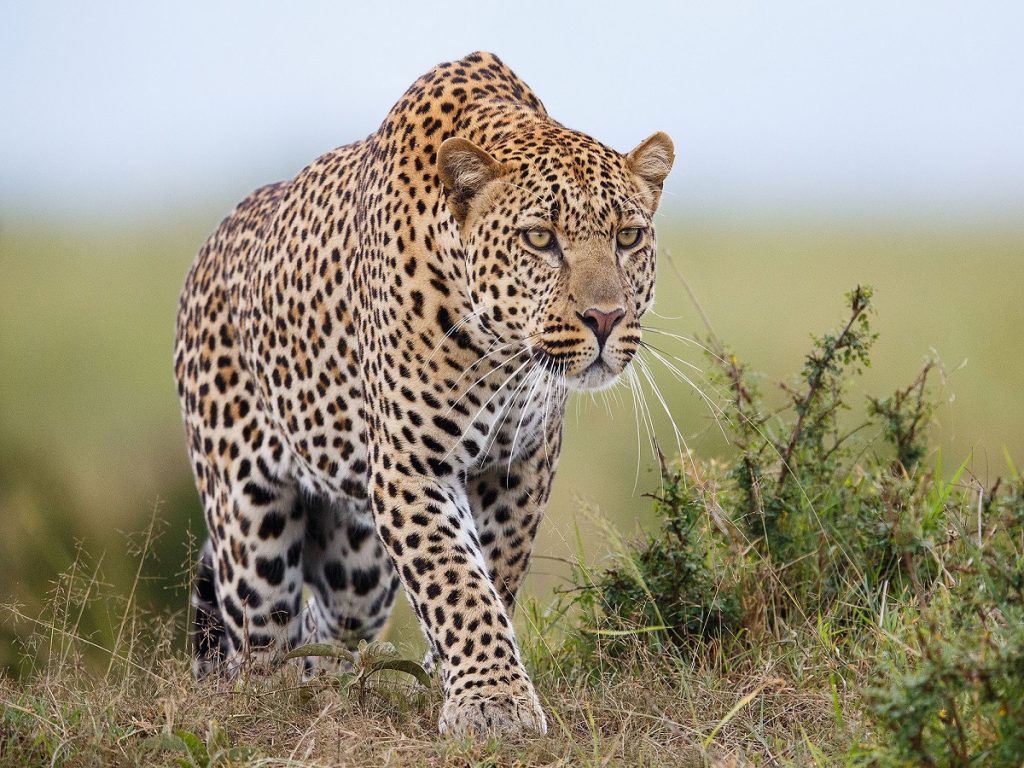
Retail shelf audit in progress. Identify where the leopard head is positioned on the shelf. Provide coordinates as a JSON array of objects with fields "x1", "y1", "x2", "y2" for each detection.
[{"x1": 438, "y1": 126, "x2": 674, "y2": 391}]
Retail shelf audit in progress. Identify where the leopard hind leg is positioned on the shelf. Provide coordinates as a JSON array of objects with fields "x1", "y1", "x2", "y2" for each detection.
[
  {"x1": 190, "y1": 538, "x2": 228, "y2": 677},
  {"x1": 299, "y1": 494, "x2": 401, "y2": 671}
]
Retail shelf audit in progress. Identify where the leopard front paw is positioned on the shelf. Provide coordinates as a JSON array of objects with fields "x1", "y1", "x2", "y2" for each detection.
[{"x1": 438, "y1": 687, "x2": 547, "y2": 737}]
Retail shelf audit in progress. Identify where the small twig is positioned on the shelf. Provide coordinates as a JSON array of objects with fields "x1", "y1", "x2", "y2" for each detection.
[
  {"x1": 976, "y1": 483, "x2": 984, "y2": 548},
  {"x1": 777, "y1": 287, "x2": 870, "y2": 486}
]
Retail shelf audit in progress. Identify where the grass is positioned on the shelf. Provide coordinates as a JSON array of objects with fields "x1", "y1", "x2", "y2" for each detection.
[{"x1": 1, "y1": 554, "x2": 846, "y2": 767}]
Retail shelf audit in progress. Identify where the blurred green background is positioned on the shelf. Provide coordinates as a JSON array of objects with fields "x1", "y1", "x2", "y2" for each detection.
[{"x1": 3, "y1": 2, "x2": 1023, "y2": 671}]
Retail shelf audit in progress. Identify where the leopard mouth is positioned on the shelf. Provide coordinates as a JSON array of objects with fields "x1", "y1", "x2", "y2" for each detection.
[
  {"x1": 575, "y1": 358, "x2": 624, "y2": 391},
  {"x1": 531, "y1": 348, "x2": 626, "y2": 392}
]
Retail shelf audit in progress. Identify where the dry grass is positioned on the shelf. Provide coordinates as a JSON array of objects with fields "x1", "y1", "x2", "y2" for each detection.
[{"x1": 0, "y1": 579, "x2": 850, "y2": 768}]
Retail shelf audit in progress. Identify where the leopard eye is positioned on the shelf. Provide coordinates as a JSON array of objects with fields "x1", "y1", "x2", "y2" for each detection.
[
  {"x1": 616, "y1": 227, "x2": 643, "y2": 249},
  {"x1": 522, "y1": 228, "x2": 556, "y2": 251}
]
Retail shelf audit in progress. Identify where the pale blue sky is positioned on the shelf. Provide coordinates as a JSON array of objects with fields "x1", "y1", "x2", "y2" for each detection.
[{"x1": 2, "y1": 1, "x2": 1022, "y2": 220}]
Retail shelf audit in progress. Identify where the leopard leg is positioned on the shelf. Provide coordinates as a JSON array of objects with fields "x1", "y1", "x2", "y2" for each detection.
[
  {"x1": 190, "y1": 538, "x2": 229, "y2": 676},
  {"x1": 176, "y1": 239, "x2": 310, "y2": 674},
  {"x1": 193, "y1": 459, "x2": 306, "y2": 676},
  {"x1": 415, "y1": 435, "x2": 560, "y2": 676},
  {"x1": 299, "y1": 495, "x2": 400, "y2": 664},
  {"x1": 370, "y1": 466, "x2": 546, "y2": 736},
  {"x1": 468, "y1": 432, "x2": 560, "y2": 616}
]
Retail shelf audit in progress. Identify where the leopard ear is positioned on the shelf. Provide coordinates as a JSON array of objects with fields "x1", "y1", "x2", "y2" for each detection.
[
  {"x1": 437, "y1": 137, "x2": 504, "y2": 225},
  {"x1": 626, "y1": 132, "x2": 675, "y2": 211}
]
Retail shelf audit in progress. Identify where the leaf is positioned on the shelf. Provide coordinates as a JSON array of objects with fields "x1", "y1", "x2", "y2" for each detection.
[
  {"x1": 333, "y1": 671, "x2": 356, "y2": 690},
  {"x1": 365, "y1": 640, "x2": 398, "y2": 659},
  {"x1": 204, "y1": 720, "x2": 226, "y2": 757},
  {"x1": 223, "y1": 745, "x2": 259, "y2": 762},
  {"x1": 140, "y1": 733, "x2": 192, "y2": 763},
  {"x1": 283, "y1": 643, "x2": 356, "y2": 663},
  {"x1": 366, "y1": 658, "x2": 433, "y2": 687},
  {"x1": 176, "y1": 729, "x2": 210, "y2": 766}
]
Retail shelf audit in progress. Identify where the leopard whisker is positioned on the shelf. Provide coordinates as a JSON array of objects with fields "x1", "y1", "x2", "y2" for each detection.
[
  {"x1": 636, "y1": 354, "x2": 683, "y2": 456},
  {"x1": 626, "y1": 365, "x2": 662, "y2": 494},
  {"x1": 639, "y1": 343, "x2": 731, "y2": 441},
  {"x1": 480, "y1": 362, "x2": 537, "y2": 462},
  {"x1": 641, "y1": 325, "x2": 729, "y2": 366},
  {"x1": 635, "y1": 354, "x2": 699, "y2": 479},
  {"x1": 636, "y1": 335, "x2": 704, "y2": 373},
  {"x1": 426, "y1": 305, "x2": 489, "y2": 363},
  {"x1": 629, "y1": 367, "x2": 664, "y2": 499},
  {"x1": 506, "y1": 365, "x2": 548, "y2": 479},
  {"x1": 443, "y1": 345, "x2": 531, "y2": 418},
  {"x1": 646, "y1": 305, "x2": 683, "y2": 321},
  {"x1": 540, "y1": 360, "x2": 565, "y2": 475},
  {"x1": 443, "y1": 331, "x2": 545, "y2": 401},
  {"x1": 624, "y1": 367, "x2": 645, "y2": 493},
  {"x1": 638, "y1": 336, "x2": 737, "y2": 421},
  {"x1": 607, "y1": 377, "x2": 627, "y2": 411},
  {"x1": 443, "y1": 329, "x2": 546, "y2": 416},
  {"x1": 443, "y1": 355, "x2": 535, "y2": 463}
]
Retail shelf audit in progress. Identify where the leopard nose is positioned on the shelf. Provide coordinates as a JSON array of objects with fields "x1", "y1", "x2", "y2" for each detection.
[{"x1": 579, "y1": 307, "x2": 625, "y2": 348}]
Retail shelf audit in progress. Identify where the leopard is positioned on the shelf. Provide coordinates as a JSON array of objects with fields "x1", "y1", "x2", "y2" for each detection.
[{"x1": 174, "y1": 51, "x2": 674, "y2": 736}]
